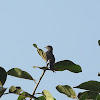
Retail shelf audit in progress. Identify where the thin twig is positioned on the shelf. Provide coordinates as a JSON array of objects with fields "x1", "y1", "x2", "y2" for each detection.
[{"x1": 30, "y1": 64, "x2": 48, "y2": 100}]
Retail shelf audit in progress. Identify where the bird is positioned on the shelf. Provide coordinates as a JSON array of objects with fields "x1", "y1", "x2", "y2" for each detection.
[{"x1": 45, "y1": 45, "x2": 55, "y2": 71}]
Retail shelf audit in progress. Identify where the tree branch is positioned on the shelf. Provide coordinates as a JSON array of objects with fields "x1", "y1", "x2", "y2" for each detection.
[
  {"x1": 30, "y1": 64, "x2": 48, "y2": 100},
  {"x1": 3, "y1": 92, "x2": 37, "y2": 99}
]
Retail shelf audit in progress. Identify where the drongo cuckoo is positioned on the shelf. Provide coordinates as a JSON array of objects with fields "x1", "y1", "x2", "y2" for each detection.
[{"x1": 45, "y1": 45, "x2": 55, "y2": 71}]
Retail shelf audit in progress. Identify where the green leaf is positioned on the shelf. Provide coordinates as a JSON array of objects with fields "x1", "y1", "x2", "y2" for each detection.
[
  {"x1": 34, "y1": 96, "x2": 46, "y2": 100},
  {"x1": 79, "y1": 92, "x2": 87, "y2": 100},
  {"x1": 74, "y1": 81, "x2": 100, "y2": 92},
  {"x1": 9, "y1": 86, "x2": 22, "y2": 95},
  {"x1": 33, "y1": 44, "x2": 38, "y2": 48},
  {"x1": 97, "y1": 95, "x2": 100, "y2": 100},
  {"x1": 98, "y1": 72, "x2": 100, "y2": 76},
  {"x1": 0, "y1": 67, "x2": 7, "y2": 86},
  {"x1": 17, "y1": 92, "x2": 26, "y2": 100},
  {"x1": 7, "y1": 68, "x2": 36, "y2": 82},
  {"x1": 9, "y1": 86, "x2": 37, "y2": 99},
  {"x1": 15, "y1": 87, "x2": 22, "y2": 94},
  {"x1": 56, "y1": 85, "x2": 77, "y2": 99},
  {"x1": 0, "y1": 87, "x2": 6, "y2": 98},
  {"x1": 98, "y1": 40, "x2": 100, "y2": 46},
  {"x1": 78, "y1": 91, "x2": 99, "y2": 100},
  {"x1": 9, "y1": 86, "x2": 16, "y2": 93},
  {"x1": 34, "y1": 96, "x2": 56, "y2": 100},
  {"x1": 37, "y1": 49, "x2": 47, "y2": 61},
  {"x1": 33, "y1": 44, "x2": 47, "y2": 61},
  {"x1": 54, "y1": 60, "x2": 82, "y2": 73},
  {"x1": 18, "y1": 92, "x2": 36, "y2": 99},
  {"x1": 42, "y1": 90, "x2": 54, "y2": 100}
]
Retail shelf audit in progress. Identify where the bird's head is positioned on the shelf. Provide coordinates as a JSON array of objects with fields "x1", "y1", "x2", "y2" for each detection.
[{"x1": 45, "y1": 45, "x2": 53, "y2": 51}]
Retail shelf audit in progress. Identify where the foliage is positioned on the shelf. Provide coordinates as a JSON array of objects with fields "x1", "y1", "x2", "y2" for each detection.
[
  {"x1": 33, "y1": 44, "x2": 47, "y2": 61},
  {"x1": 0, "y1": 43, "x2": 100, "y2": 100},
  {"x1": 78, "y1": 91, "x2": 99, "y2": 100},
  {"x1": 0, "y1": 87, "x2": 6, "y2": 98},
  {"x1": 7, "y1": 68, "x2": 36, "y2": 82},
  {"x1": 74, "y1": 81, "x2": 100, "y2": 92},
  {"x1": 0, "y1": 67, "x2": 7, "y2": 86},
  {"x1": 98, "y1": 40, "x2": 100, "y2": 46},
  {"x1": 42, "y1": 90, "x2": 55, "y2": 100},
  {"x1": 54, "y1": 60, "x2": 82, "y2": 73},
  {"x1": 56, "y1": 85, "x2": 77, "y2": 99}
]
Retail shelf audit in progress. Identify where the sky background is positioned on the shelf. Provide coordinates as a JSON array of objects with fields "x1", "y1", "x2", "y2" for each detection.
[{"x1": 0, "y1": 0, "x2": 100, "y2": 100}]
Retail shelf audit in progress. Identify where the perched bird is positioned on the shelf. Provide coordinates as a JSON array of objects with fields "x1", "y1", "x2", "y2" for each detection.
[{"x1": 45, "y1": 45, "x2": 55, "y2": 71}]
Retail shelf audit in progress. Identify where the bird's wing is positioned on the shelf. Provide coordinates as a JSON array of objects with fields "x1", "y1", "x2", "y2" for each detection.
[{"x1": 46, "y1": 51, "x2": 55, "y2": 63}]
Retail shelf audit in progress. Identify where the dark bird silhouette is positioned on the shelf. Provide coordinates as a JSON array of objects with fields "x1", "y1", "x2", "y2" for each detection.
[{"x1": 45, "y1": 45, "x2": 55, "y2": 71}]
